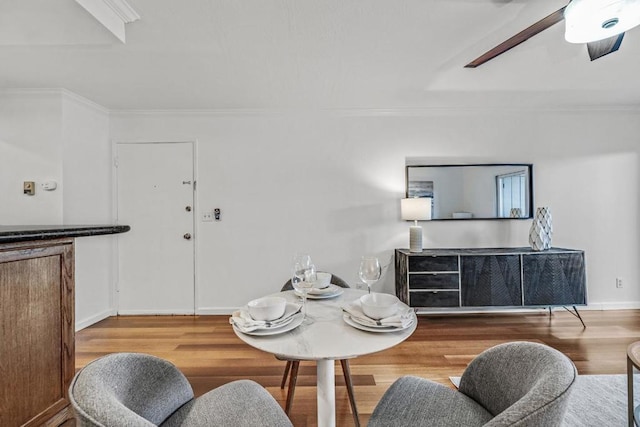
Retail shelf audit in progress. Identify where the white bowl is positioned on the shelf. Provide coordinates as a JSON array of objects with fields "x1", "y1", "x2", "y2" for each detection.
[
  {"x1": 247, "y1": 296, "x2": 287, "y2": 321},
  {"x1": 315, "y1": 272, "x2": 332, "y2": 288},
  {"x1": 360, "y1": 293, "x2": 399, "y2": 320}
]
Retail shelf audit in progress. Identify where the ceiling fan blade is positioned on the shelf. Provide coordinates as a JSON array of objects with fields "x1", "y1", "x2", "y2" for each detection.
[
  {"x1": 587, "y1": 33, "x2": 625, "y2": 60},
  {"x1": 465, "y1": 6, "x2": 566, "y2": 68}
]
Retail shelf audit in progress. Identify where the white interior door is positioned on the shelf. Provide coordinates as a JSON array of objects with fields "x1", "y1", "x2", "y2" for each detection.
[{"x1": 116, "y1": 142, "x2": 195, "y2": 314}]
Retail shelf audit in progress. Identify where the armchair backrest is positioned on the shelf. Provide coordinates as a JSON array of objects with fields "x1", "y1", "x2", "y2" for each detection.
[
  {"x1": 281, "y1": 271, "x2": 349, "y2": 291},
  {"x1": 459, "y1": 341, "x2": 577, "y2": 426},
  {"x1": 69, "y1": 353, "x2": 195, "y2": 426}
]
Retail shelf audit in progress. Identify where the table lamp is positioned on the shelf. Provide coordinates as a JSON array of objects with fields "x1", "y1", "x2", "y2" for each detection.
[{"x1": 401, "y1": 198, "x2": 432, "y2": 253}]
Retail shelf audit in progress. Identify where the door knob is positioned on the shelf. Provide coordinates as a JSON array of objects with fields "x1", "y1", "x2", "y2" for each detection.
[
  {"x1": 185, "y1": 206, "x2": 192, "y2": 212},
  {"x1": 183, "y1": 233, "x2": 192, "y2": 240}
]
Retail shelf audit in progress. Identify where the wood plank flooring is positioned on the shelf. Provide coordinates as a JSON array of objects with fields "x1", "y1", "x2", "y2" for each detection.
[{"x1": 75, "y1": 309, "x2": 640, "y2": 427}]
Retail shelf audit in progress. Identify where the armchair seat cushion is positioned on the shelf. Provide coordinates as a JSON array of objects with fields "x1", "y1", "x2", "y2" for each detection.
[
  {"x1": 162, "y1": 380, "x2": 292, "y2": 427},
  {"x1": 69, "y1": 353, "x2": 293, "y2": 427},
  {"x1": 368, "y1": 376, "x2": 493, "y2": 427},
  {"x1": 367, "y1": 342, "x2": 576, "y2": 427}
]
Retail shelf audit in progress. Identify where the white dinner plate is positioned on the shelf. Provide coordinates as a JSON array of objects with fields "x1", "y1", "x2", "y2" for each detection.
[
  {"x1": 234, "y1": 312, "x2": 304, "y2": 336},
  {"x1": 295, "y1": 284, "x2": 344, "y2": 299},
  {"x1": 343, "y1": 314, "x2": 414, "y2": 333},
  {"x1": 348, "y1": 314, "x2": 404, "y2": 329}
]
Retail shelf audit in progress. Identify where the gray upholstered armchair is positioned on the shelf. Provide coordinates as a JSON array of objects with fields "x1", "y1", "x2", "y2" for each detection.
[
  {"x1": 368, "y1": 341, "x2": 577, "y2": 427},
  {"x1": 69, "y1": 352, "x2": 293, "y2": 427}
]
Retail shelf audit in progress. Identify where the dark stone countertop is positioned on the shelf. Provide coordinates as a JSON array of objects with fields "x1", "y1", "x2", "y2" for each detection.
[{"x1": 0, "y1": 225, "x2": 130, "y2": 244}]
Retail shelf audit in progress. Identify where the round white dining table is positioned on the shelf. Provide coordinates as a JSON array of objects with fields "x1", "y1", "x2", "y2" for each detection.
[{"x1": 233, "y1": 288, "x2": 417, "y2": 427}]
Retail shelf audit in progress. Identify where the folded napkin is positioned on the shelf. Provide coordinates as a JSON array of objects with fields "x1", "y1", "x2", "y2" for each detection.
[
  {"x1": 307, "y1": 284, "x2": 338, "y2": 295},
  {"x1": 229, "y1": 307, "x2": 299, "y2": 333},
  {"x1": 343, "y1": 300, "x2": 414, "y2": 328}
]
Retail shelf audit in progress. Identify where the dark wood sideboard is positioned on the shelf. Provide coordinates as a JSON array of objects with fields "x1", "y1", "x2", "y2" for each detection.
[
  {"x1": 395, "y1": 247, "x2": 586, "y2": 312},
  {"x1": 0, "y1": 225, "x2": 129, "y2": 427}
]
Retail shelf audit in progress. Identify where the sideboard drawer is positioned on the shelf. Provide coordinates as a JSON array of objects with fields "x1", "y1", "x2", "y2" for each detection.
[
  {"x1": 409, "y1": 290, "x2": 460, "y2": 307},
  {"x1": 409, "y1": 273, "x2": 459, "y2": 290},
  {"x1": 408, "y1": 255, "x2": 458, "y2": 272}
]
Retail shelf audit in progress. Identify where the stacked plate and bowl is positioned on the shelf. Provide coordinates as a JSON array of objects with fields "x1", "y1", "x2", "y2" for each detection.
[{"x1": 342, "y1": 293, "x2": 415, "y2": 333}]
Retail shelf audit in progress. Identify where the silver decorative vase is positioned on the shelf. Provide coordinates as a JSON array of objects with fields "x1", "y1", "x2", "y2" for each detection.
[{"x1": 529, "y1": 207, "x2": 552, "y2": 251}]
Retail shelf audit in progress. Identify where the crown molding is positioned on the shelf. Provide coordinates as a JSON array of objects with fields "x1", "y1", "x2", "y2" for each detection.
[
  {"x1": 103, "y1": 0, "x2": 140, "y2": 23},
  {"x1": 0, "y1": 88, "x2": 109, "y2": 114},
  {"x1": 60, "y1": 89, "x2": 110, "y2": 115},
  {"x1": 108, "y1": 104, "x2": 640, "y2": 117},
  {"x1": 4, "y1": 89, "x2": 639, "y2": 116},
  {"x1": 74, "y1": 0, "x2": 140, "y2": 43}
]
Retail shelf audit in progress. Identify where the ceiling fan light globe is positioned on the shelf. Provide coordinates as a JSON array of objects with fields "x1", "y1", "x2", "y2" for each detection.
[{"x1": 564, "y1": 0, "x2": 640, "y2": 43}]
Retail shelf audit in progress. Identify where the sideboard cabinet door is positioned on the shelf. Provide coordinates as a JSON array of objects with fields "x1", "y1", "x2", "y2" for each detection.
[
  {"x1": 461, "y1": 255, "x2": 522, "y2": 306},
  {"x1": 522, "y1": 252, "x2": 586, "y2": 306}
]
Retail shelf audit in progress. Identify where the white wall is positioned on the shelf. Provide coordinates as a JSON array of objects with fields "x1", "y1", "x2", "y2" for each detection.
[
  {"x1": 61, "y1": 93, "x2": 115, "y2": 329},
  {"x1": 110, "y1": 107, "x2": 640, "y2": 312},
  {"x1": 4, "y1": 89, "x2": 638, "y2": 323},
  {"x1": 0, "y1": 90, "x2": 64, "y2": 223},
  {"x1": 0, "y1": 90, "x2": 114, "y2": 329}
]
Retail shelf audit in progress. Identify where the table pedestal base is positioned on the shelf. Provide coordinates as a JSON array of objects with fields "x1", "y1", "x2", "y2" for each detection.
[{"x1": 317, "y1": 359, "x2": 336, "y2": 427}]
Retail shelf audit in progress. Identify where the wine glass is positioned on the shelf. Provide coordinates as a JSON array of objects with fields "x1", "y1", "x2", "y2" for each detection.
[
  {"x1": 292, "y1": 262, "x2": 316, "y2": 319},
  {"x1": 359, "y1": 256, "x2": 381, "y2": 294},
  {"x1": 292, "y1": 253, "x2": 312, "y2": 270}
]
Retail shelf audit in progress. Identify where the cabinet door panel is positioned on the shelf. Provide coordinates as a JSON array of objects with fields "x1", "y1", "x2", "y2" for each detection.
[
  {"x1": 409, "y1": 273, "x2": 459, "y2": 290},
  {"x1": 410, "y1": 291, "x2": 460, "y2": 307},
  {"x1": 523, "y1": 253, "x2": 586, "y2": 305},
  {"x1": 461, "y1": 255, "x2": 522, "y2": 306},
  {"x1": 408, "y1": 256, "x2": 458, "y2": 272},
  {"x1": 0, "y1": 242, "x2": 74, "y2": 427}
]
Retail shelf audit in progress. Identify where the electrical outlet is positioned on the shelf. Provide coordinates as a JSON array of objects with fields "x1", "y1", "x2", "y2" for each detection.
[
  {"x1": 202, "y1": 211, "x2": 213, "y2": 222},
  {"x1": 616, "y1": 277, "x2": 623, "y2": 288}
]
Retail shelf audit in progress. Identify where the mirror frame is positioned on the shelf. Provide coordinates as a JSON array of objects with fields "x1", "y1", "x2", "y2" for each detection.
[{"x1": 405, "y1": 163, "x2": 534, "y2": 220}]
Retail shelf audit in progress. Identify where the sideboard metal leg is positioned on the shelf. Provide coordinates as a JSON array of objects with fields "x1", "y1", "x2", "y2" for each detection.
[{"x1": 563, "y1": 305, "x2": 586, "y2": 328}]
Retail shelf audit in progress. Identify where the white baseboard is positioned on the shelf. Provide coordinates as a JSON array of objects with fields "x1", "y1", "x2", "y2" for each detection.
[
  {"x1": 581, "y1": 302, "x2": 640, "y2": 310},
  {"x1": 76, "y1": 308, "x2": 117, "y2": 331},
  {"x1": 116, "y1": 309, "x2": 196, "y2": 315},
  {"x1": 196, "y1": 307, "x2": 237, "y2": 315},
  {"x1": 76, "y1": 302, "x2": 640, "y2": 326},
  {"x1": 415, "y1": 302, "x2": 640, "y2": 315},
  {"x1": 195, "y1": 302, "x2": 640, "y2": 316}
]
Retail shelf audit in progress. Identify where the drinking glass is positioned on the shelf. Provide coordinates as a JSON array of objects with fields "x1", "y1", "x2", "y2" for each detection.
[
  {"x1": 359, "y1": 256, "x2": 381, "y2": 294},
  {"x1": 292, "y1": 262, "x2": 317, "y2": 319},
  {"x1": 292, "y1": 253, "x2": 312, "y2": 269}
]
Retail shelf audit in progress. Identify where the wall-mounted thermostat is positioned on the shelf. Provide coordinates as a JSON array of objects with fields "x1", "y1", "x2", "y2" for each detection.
[{"x1": 23, "y1": 181, "x2": 35, "y2": 195}]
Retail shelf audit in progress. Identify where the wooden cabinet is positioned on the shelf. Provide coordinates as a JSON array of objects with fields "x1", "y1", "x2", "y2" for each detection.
[
  {"x1": 0, "y1": 239, "x2": 75, "y2": 427},
  {"x1": 396, "y1": 248, "x2": 586, "y2": 311},
  {"x1": 0, "y1": 225, "x2": 129, "y2": 426}
]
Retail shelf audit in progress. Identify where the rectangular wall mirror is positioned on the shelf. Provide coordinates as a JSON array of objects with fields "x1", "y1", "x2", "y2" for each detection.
[{"x1": 406, "y1": 164, "x2": 533, "y2": 220}]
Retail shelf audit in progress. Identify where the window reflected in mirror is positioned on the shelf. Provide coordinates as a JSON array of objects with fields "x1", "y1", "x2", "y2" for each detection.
[{"x1": 406, "y1": 164, "x2": 533, "y2": 220}]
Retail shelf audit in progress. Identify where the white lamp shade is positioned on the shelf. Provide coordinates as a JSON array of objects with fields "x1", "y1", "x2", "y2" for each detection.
[
  {"x1": 401, "y1": 198, "x2": 432, "y2": 221},
  {"x1": 565, "y1": 0, "x2": 640, "y2": 43}
]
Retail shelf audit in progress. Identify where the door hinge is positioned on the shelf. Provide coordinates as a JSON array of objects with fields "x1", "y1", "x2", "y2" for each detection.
[
  {"x1": 113, "y1": 157, "x2": 119, "y2": 168},
  {"x1": 193, "y1": 180, "x2": 197, "y2": 190}
]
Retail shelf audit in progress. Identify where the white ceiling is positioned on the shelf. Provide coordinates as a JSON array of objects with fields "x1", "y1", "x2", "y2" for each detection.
[{"x1": 1, "y1": 0, "x2": 640, "y2": 111}]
